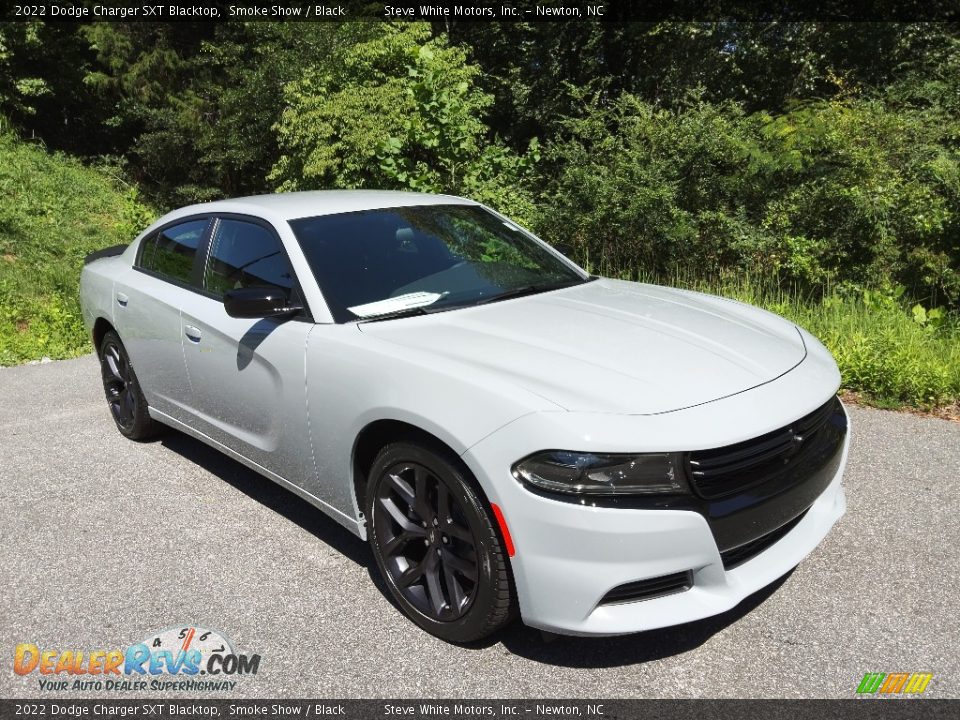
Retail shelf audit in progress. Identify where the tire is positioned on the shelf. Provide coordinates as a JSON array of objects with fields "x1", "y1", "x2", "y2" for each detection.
[
  {"x1": 366, "y1": 439, "x2": 515, "y2": 642},
  {"x1": 98, "y1": 331, "x2": 160, "y2": 441}
]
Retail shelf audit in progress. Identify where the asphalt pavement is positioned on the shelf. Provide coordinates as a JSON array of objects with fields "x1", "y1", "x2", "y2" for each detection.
[{"x1": 1, "y1": 354, "x2": 958, "y2": 698}]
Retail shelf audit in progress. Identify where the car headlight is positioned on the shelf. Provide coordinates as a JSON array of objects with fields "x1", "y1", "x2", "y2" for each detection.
[{"x1": 511, "y1": 451, "x2": 688, "y2": 496}]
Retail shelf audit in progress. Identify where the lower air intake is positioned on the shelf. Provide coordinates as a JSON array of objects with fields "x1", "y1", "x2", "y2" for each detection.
[{"x1": 600, "y1": 570, "x2": 692, "y2": 605}]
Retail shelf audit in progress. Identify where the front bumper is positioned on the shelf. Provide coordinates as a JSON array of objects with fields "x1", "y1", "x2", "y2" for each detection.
[{"x1": 462, "y1": 395, "x2": 850, "y2": 636}]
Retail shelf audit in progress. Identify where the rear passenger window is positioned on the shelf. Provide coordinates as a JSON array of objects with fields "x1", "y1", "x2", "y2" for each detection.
[
  {"x1": 139, "y1": 219, "x2": 208, "y2": 285},
  {"x1": 204, "y1": 219, "x2": 295, "y2": 297}
]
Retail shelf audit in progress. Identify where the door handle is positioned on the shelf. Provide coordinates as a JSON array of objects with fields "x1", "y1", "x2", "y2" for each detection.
[
  {"x1": 184, "y1": 325, "x2": 202, "y2": 343},
  {"x1": 116, "y1": 292, "x2": 129, "y2": 307}
]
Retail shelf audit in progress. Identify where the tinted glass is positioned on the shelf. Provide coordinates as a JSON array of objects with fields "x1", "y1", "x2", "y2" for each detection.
[
  {"x1": 140, "y1": 219, "x2": 208, "y2": 284},
  {"x1": 289, "y1": 205, "x2": 584, "y2": 322},
  {"x1": 204, "y1": 219, "x2": 295, "y2": 297}
]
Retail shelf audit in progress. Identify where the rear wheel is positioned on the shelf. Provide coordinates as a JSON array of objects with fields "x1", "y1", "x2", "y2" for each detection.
[
  {"x1": 367, "y1": 440, "x2": 515, "y2": 642},
  {"x1": 98, "y1": 331, "x2": 160, "y2": 440}
]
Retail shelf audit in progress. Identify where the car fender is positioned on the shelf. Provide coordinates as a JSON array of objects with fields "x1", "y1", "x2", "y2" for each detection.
[{"x1": 303, "y1": 323, "x2": 561, "y2": 527}]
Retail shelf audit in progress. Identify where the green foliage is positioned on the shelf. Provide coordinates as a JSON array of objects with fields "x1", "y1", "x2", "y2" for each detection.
[
  {"x1": 448, "y1": 22, "x2": 958, "y2": 145},
  {"x1": 79, "y1": 23, "x2": 353, "y2": 205},
  {"x1": 272, "y1": 24, "x2": 460, "y2": 190},
  {"x1": 537, "y1": 94, "x2": 772, "y2": 275},
  {"x1": 758, "y1": 98, "x2": 959, "y2": 303},
  {"x1": 0, "y1": 21, "x2": 53, "y2": 120},
  {"x1": 0, "y1": 21, "x2": 111, "y2": 154},
  {"x1": 0, "y1": 132, "x2": 156, "y2": 365},
  {"x1": 536, "y1": 90, "x2": 960, "y2": 307},
  {"x1": 374, "y1": 42, "x2": 491, "y2": 191},
  {"x1": 911, "y1": 303, "x2": 945, "y2": 331},
  {"x1": 801, "y1": 298, "x2": 959, "y2": 410},
  {"x1": 271, "y1": 23, "x2": 538, "y2": 224}
]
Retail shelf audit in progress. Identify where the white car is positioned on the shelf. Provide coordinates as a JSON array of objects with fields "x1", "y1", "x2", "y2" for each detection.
[{"x1": 80, "y1": 191, "x2": 849, "y2": 641}]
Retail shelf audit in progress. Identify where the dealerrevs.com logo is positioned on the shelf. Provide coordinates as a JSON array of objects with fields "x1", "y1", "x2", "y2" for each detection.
[{"x1": 13, "y1": 626, "x2": 260, "y2": 692}]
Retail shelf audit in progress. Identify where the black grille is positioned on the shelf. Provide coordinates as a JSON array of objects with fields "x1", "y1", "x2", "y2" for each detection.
[
  {"x1": 686, "y1": 397, "x2": 844, "y2": 500},
  {"x1": 720, "y1": 509, "x2": 809, "y2": 569},
  {"x1": 600, "y1": 571, "x2": 692, "y2": 605}
]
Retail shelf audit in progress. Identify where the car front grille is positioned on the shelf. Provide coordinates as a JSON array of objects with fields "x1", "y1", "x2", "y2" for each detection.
[
  {"x1": 686, "y1": 397, "x2": 845, "y2": 501},
  {"x1": 720, "y1": 509, "x2": 809, "y2": 569}
]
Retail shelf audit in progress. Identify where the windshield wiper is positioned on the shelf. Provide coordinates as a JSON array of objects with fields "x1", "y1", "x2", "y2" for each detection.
[
  {"x1": 359, "y1": 277, "x2": 597, "y2": 320},
  {"x1": 356, "y1": 306, "x2": 434, "y2": 323},
  {"x1": 476, "y1": 276, "x2": 596, "y2": 306}
]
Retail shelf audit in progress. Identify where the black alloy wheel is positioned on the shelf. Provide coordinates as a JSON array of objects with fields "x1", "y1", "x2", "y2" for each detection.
[
  {"x1": 375, "y1": 460, "x2": 478, "y2": 621},
  {"x1": 98, "y1": 331, "x2": 159, "y2": 440},
  {"x1": 367, "y1": 441, "x2": 514, "y2": 642}
]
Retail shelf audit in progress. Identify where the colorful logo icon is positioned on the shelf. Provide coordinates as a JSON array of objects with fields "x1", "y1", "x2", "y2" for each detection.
[{"x1": 856, "y1": 673, "x2": 933, "y2": 695}]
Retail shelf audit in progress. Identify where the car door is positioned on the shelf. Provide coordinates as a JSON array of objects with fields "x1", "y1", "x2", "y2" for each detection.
[
  {"x1": 112, "y1": 217, "x2": 211, "y2": 422},
  {"x1": 179, "y1": 215, "x2": 316, "y2": 487}
]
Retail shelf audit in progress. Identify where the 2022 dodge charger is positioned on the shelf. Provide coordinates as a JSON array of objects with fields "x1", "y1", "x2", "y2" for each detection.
[{"x1": 80, "y1": 191, "x2": 849, "y2": 642}]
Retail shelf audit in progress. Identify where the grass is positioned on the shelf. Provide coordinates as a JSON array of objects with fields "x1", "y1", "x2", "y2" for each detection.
[{"x1": 0, "y1": 131, "x2": 156, "y2": 365}]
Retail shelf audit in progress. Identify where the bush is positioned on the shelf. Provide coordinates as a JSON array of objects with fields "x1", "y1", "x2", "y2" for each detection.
[
  {"x1": 536, "y1": 92, "x2": 960, "y2": 307},
  {"x1": 270, "y1": 22, "x2": 538, "y2": 225}
]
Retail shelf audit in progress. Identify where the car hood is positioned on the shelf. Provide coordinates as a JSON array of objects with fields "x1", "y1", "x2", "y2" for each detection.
[{"x1": 358, "y1": 278, "x2": 807, "y2": 414}]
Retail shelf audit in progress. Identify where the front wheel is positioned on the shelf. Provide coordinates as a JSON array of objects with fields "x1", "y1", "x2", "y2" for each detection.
[
  {"x1": 98, "y1": 331, "x2": 160, "y2": 440},
  {"x1": 367, "y1": 440, "x2": 515, "y2": 642}
]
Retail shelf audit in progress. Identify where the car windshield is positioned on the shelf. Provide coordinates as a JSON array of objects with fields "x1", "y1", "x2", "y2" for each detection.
[{"x1": 289, "y1": 204, "x2": 588, "y2": 322}]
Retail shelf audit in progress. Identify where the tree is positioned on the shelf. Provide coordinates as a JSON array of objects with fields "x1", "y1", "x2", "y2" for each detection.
[
  {"x1": 0, "y1": 21, "x2": 108, "y2": 152},
  {"x1": 270, "y1": 22, "x2": 537, "y2": 222},
  {"x1": 82, "y1": 22, "x2": 351, "y2": 205}
]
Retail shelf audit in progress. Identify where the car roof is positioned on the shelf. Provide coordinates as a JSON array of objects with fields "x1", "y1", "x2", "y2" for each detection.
[{"x1": 169, "y1": 190, "x2": 477, "y2": 223}]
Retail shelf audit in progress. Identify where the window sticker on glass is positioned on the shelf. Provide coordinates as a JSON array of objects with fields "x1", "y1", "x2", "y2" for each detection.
[{"x1": 348, "y1": 291, "x2": 445, "y2": 318}]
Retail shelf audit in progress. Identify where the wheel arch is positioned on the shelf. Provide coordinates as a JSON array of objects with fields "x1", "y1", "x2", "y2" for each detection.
[
  {"x1": 92, "y1": 317, "x2": 116, "y2": 352},
  {"x1": 350, "y1": 415, "x2": 517, "y2": 557},
  {"x1": 351, "y1": 419, "x2": 464, "y2": 517}
]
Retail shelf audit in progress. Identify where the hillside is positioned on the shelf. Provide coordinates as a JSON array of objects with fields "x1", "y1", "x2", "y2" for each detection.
[{"x1": 0, "y1": 132, "x2": 155, "y2": 365}]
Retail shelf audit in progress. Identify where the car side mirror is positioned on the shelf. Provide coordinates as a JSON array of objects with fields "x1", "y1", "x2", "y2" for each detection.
[{"x1": 223, "y1": 287, "x2": 302, "y2": 319}]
